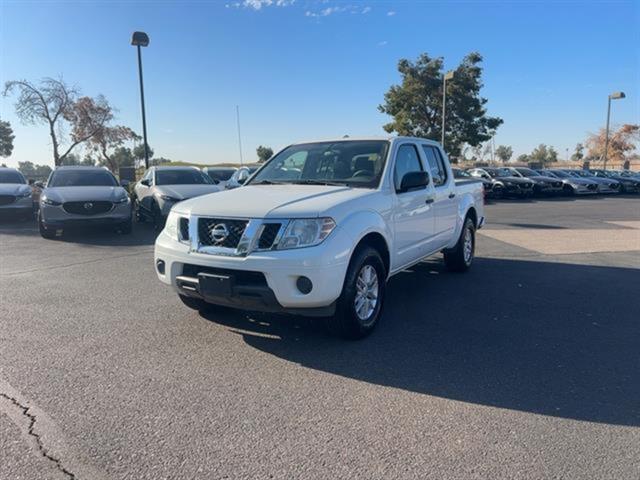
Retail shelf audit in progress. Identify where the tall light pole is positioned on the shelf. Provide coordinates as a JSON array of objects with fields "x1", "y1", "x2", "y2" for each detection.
[
  {"x1": 603, "y1": 91, "x2": 625, "y2": 170},
  {"x1": 441, "y1": 70, "x2": 455, "y2": 149},
  {"x1": 131, "y1": 31, "x2": 150, "y2": 170}
]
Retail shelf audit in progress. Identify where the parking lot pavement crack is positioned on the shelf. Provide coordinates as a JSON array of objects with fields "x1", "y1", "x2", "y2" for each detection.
[{"x1": 0, "y1": 393, "x2": 77, "y2": 480}]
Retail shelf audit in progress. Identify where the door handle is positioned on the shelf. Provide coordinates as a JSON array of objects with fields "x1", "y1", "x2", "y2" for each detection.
[
  {"x1": 448, "y1": 193, "x2": 456, "y2": 199},
  {"x1": 425, "y1": 198, "x2": 434, "y2": 204}
]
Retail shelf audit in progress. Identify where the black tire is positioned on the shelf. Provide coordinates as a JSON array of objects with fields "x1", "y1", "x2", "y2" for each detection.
[
  {"x1": 151, "y1": 202, "x2": 165, "y2": 230},
  {"x1": 38, "y1": 212, "x2": 56, "y2": 240},
  {"x1": 444, "y1": 216, "x2": 476, "y2": 273},
  {"x1": 326, "y1": 246, "x2": 386, "y2": 340},
  {"x1": 134, "y1": 198, "x2": 146, "y2": 223},
  {"x1": 563, "y1": 184, "x2": 575, "y2": 196}
]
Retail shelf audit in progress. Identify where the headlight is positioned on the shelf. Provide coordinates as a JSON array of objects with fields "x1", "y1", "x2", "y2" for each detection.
[
  {"x1": 41, "y1": 196, "x2": 61, "y2": 206},
  {"x1": 115, "y1": 195, "x2": 130, "y2": 204},
  {"x1": 163, "y1": 211, "x2": 180, "y2": 240},
  {"x1": 277, "y1": 218, "x2": 336, "y2": 250},
  {"x1": 161, "y1": 195, "x2": 181, "y2": 202}
]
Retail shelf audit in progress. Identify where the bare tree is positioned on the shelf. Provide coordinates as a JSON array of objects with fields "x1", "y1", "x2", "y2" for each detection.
[
  {"x1": 88, "y1": 125, "x2": 139, "y2": 173},
  {"x1": 3, "y1": 78, "x2": 113, "y2": 166}
]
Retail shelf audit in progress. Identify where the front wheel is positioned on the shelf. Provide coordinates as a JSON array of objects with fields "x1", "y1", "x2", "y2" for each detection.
[
  {"x1": 443, "y1": 217, "x2": 476, "y2": 272},
  {"x1": 38, "y1": 212, "x2": 56, "y2": 240},
  {"x1": 326, "y1": 246, "x2": 386, "y2": 340}
]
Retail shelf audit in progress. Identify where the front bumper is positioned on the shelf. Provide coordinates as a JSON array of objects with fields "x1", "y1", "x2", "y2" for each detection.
[
  {"x1": 40, "y1": 202, "x2": 132, "y2": 228},
  {"x1": 155, "y1": 226, "x2": 352, "y2": 314}
]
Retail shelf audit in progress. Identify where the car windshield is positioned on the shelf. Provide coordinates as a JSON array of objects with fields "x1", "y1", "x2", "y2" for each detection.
[
  {"x1": 49, "y1": 169, "x2": 117, "y2": 187},
  {"x1": 453, "y1": 169, "x2": 471, "y2": 178},
  {"x1": 485, "y1": 168, "x2": 511, "y2": 178},
  {"x1": 248, "y1": 140, "x2": 390, "y2": 188},
  {"x1": 0, "y1": 170, "x2": 26, "y2": 184},
  {"x1": 549, "y1": 170, "x2": 569, "y2": 178},
  {"x1": 156, "y1": 169, "x2": 212, "y2": 185},
  {"x1": 517, "y1": 168, "x2": 539, "y2": 176},
  {"x1": 206, "y1": 169, "x2": 236, "y2": 182},
  {"x1": 574, "y1": 170, "x2": 594, "y2": 177}
]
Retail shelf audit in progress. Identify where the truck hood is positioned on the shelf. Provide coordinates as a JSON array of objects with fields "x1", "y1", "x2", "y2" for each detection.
[
  {"x1": 155, "y1": 184, "x2": 220, "y2": 200},
  {"x1": 0, "y1": 183, "x2": 31, "y2": 196},
  {"x1": 174, "y1": 184, "x2": 375, "y2": 219},
  {"x1": 42, "y1": 186, "x2": 129, "y2": 203}
]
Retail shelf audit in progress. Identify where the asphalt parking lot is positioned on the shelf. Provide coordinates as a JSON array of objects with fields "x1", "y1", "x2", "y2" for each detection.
[{"x1": 1, "y1": 196, "x2": 639, "y2": 480}]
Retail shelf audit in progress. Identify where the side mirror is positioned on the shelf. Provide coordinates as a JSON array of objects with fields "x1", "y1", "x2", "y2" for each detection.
[
  {"x1": 140, "y1": 179, "x2": 151, "y2": 187},
  {"x1": 399, "y1": 171, "x2": 430, "y2": 193},
  {"x1": 237, "y1": 169, "x2": 250, "y2": 184}
]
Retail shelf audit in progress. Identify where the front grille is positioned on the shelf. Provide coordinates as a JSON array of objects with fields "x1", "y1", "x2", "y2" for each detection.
[
  {"x1": 63, "y1": 201, "x2": 113, "y2": 215},
  {"x1": 0, "y1": 195, "x2": 16, "y2": 206},
  {"x1": 553, "y1": 182, "x2": 562, "y2": 188},
  {"x1": 610, "y1": 183, "x2": 620, "y2": 189},
  {"x1": 587, "y1": 184, "x2": 597, "y2": 190},
  {"x1": 198, "y1": 218, "x2": 248, "y2": 248},
  {"x1": 520, "y1": 183, "x2": 532, "y2": 189},
  {"x1": 258, "y1": 223, "x2": 282, "y2": 249},
  {"x1": 179, "y1": 217, "x2": 189, "y2": 241},
  {"x1": 181, "y1": 264, "x2": 267, "y2": 287}
]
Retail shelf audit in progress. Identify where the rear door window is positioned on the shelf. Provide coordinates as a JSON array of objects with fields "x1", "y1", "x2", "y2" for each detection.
[{"x1": 422, "y1": 145, "x2": 448, "y2": 187}]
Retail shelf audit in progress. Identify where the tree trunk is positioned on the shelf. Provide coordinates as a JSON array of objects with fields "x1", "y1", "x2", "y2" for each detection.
[{"x1": 49, "y1": 121, "x2": 60, "y2": 166}]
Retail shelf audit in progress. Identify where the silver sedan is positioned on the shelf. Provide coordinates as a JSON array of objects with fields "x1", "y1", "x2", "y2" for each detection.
[{"x1": 0, "y1": 167, "x2": 33, "y2": 220}]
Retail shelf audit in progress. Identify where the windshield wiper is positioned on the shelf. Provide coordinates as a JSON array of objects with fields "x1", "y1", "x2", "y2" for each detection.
[
  {"x1": 251, "y1": 180, "x2": 286, "y2": 185},
  {"x1": 290, "y1": 179, "x2": 349, "y2": 187}
]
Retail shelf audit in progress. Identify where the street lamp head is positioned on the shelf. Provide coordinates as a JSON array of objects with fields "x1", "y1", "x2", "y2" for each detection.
[
  {"x1": 131, "y1": 31, "x2": 150, "y2": 47},
  {"x1": 444, "y1": 70, "x2": 455, "y2": 81},
  {"x1": 609, "y1": 91, "x2": 625, "y2": 100}
]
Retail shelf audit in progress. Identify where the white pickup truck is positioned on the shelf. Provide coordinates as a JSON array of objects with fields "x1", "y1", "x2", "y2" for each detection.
[{"x1": 155, "y1": 137, "x2": 485, "y2": 339}]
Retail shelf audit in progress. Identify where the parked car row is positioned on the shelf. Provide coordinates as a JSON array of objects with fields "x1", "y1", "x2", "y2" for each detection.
[{"x1": 453, "y1": 166, "x2": 640, "y2": 198}]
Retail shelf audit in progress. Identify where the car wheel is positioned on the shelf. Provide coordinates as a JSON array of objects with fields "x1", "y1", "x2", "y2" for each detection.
[
  {"x1": 134, "y1": 199, "x2": 146, "y2": 223},
  {"x1": 444, "y1": 216, "x2": 475, "y2": 273},
  {"x1": 38, "y1": 212, "x2": 56, "y2": 240},
  {"x1": 151, "y1": 202, "x2": 165, "y2": 230},
  {"x1": 563, "y1": 184, "x2": 575, "y2": 196},
  {"x1": 326, "y1": 246, "x2": 386, "y2": 340}
]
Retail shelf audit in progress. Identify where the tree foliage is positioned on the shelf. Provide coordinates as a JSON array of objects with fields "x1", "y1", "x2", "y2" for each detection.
[
  {"x1": 571, "y1": 143, "x2": 584, "y2": 162},
  {"x1": 133, "y1": 143, "x2": 154, "y2": 165},
  {"x1": 585, "y1": 124, "x2": 639, "y2": 162},
  {"x1": 3, "y1": 79, "x2": 113, "y2": 166},
  {"x1": 495, "y1": 145, "x2": 513, "y2": 163},
  {"x1": 256, "y1": 145, "x2": 274, "y2": 162},
  {"x1": 527, "y1": 144, "x2": 558, "y2": 166},
  {"x1": 0, "y1": 119, "x2": 15, "y2": 157},
  {"x1": 378, "y1": 52, "x2": 503, "y2": 158},
  {"x1": 17, "y1": 161, "x2": 52, "y2": 179}
]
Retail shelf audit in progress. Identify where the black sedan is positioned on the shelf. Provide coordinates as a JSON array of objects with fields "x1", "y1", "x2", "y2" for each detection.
[
  {"x1": 509, "y1": 167, "x2": 564, "y2": 195},
  {"x1": 452, "y1": 168, "x2": 494, "y2": 196},
  {"x1": 468, "y1": 167, "x2": 535, "y2": 198}
]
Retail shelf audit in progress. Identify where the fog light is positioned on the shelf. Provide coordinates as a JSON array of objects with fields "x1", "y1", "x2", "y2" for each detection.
[
  {"x1": 296, "y1": 276, "x2": 312, "y2": 294},
  {"x1": 156, "y1": 259, "x2": 165, "y2": 275}
]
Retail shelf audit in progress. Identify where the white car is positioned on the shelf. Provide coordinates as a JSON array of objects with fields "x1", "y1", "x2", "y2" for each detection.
[{"x1": 155, "y1": 137, "x2": 485, "y2": 339}]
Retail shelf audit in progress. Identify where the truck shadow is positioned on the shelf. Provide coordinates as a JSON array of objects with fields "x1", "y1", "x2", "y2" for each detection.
[{"x1": 201, "y1": 257, "x2": 640, "y2": 426}]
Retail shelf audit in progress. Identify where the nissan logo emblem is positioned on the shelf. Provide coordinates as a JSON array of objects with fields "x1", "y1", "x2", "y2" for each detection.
[
  {"x1": 83, "y1": 202, "x2": 94, "y2": 210},
  {"x1": 210, "y1": 223, "x2": 229, "y2": 244}
]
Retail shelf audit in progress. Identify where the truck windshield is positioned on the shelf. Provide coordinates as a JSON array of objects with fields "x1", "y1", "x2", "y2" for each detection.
[{"x1": 248, "y1": 140, "x2": 390, "y2": 188}]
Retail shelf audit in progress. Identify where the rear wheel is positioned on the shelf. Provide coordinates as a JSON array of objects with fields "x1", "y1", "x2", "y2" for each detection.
[
  {"x1": 444, "y1": 216, "x2": 475, "y2": 272},
  {"x1": 326, "y1": 246, "x2": 386, "y2": 340}
]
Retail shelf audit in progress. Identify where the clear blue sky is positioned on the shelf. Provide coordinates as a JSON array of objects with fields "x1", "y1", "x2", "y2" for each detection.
[{"x1": 1, "y1": 0, "x2": 638, "y2": 167}]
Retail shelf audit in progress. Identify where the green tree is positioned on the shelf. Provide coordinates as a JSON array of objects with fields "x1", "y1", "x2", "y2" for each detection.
[
  {"x1": 495, "y1": 145, "x2": 513, "y2": 163},
  {"x1": 571, "y1": 143, "x2": 584, "y2": 162},
  {"x1": 516, "y1": 154, "x2": 530, "y2": 163},
  {"x1": 60, "y1": 153, "x2": 81, "y2": 165},
  {"x1": 133, "y1": 143, "x2": 154, "y2": 166},
  {"x1": 528, "y1": 144, "x2": 558, "y2": 166},
  {"x1": 0, "y1": 119, "x2": 15, "y2": 157},
  {"x1": 379, "y1": 52, "x2": 503, "y2": 158},
  {"x1": 151, "y1": 157, "x2": 172, "y2": 166},
  {"x1": 18, "y1": 161, "x2": 52, "y2": 179},
  {"x1": 256, "y1": 145, "x2": 274, "y2": 163}
]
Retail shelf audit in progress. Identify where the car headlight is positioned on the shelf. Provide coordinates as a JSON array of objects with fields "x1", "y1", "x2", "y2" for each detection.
[
  {"x1": 41, "y1": 196, "x2": 61, "y2": 206},
  {"x1": 161, "y1": 195, "x2": 181, "y2": 202},
  {"x1": 163, "y1": 211, "x2": 180, "y2": 240},
  {"x1": 277, "y1": 218, "x2": 336, "y2": 250}
]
